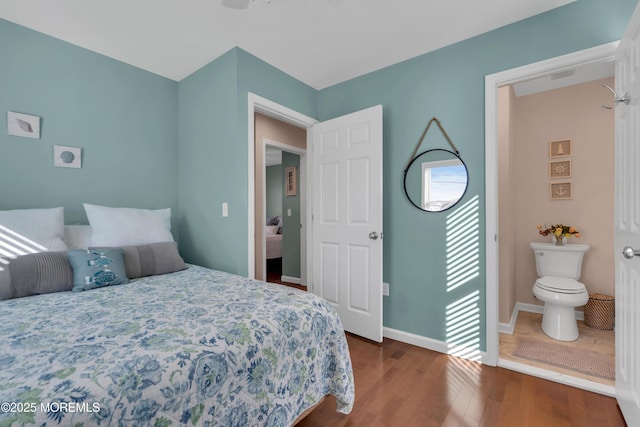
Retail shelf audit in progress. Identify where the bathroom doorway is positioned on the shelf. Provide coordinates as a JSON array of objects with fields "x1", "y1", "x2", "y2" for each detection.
[{"x1": 486, "y1": 43, "x2": 618, "y2": 395}]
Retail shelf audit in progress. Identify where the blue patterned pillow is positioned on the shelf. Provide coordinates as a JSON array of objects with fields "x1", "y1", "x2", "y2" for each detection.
[{"x1": 67, "y1": 249, "x2": 129, "y2": 292}]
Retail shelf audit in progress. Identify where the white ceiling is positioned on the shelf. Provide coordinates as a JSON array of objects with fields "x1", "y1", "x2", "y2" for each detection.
[{"x1": 0, "y1": 0, "x2": 575, "y2": 89}]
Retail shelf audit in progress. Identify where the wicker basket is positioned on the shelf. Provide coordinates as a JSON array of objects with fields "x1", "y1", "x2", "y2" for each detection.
[{"x1": 584, "y1": 293, "x2": 615, "y2": 330}]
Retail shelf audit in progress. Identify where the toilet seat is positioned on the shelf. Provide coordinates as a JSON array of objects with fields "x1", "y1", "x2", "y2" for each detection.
[{"x1": 536, "y1": 276, "x2": 586, "y2": 294}]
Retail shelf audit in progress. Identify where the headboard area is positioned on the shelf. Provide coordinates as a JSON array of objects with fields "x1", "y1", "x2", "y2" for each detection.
[{"x1": 63, "y1": 225, "x2": 92, "y2": 250}]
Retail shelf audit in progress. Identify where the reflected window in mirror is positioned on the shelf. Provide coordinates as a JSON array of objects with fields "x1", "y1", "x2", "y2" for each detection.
[
  {"x1": 404, "y1": 148, "x2": 468, "y2": 212},
  {"x1": 421, "y1": 159, "x2": 466, "y2": 211}
]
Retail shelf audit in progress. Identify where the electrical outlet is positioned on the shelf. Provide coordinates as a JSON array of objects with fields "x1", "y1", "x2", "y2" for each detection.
[{"x1": 383, "y1": 282, "x2": 389, "y2": 296}]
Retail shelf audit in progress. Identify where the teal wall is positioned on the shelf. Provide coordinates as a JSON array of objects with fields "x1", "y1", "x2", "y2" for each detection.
[
  {"x1": 0, "y1": 19, "x2": 178, "y2": 225},
  {"x1": 265, "y1": 165, "x2": 283, "y2": 218},
  {"x1": 178, "y1": 47, "x2": 316, "y2": 275},
  {"x1": 316, "y1": 0, "x2": 637, "y2": 347},
  {"x1": 178, "y1": 49, "x2": 241, "y2": 271},
  {"x1": 281, "y1": 152, "x2": 301, "y2": 278}
]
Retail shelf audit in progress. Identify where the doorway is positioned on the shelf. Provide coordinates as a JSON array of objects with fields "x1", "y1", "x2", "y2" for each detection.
[
  {"x1": 485, "y1": 42, "x2": 618, "y2": 395},
  {"x1": 247, "y1": 93, "x2": 317, "y2": 285},
  {"x1": 253, "y1": 112, "x2": 307, "y2": 285}
]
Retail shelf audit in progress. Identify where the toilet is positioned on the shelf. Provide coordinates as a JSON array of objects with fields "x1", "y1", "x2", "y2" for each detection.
[{"x1": 530, "y1": 242, "x2": 590, "y2": 341}]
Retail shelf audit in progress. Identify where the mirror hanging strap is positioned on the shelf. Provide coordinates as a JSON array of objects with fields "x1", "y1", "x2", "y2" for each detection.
[{"x1": 406, "y1": 116, "x2": 459, "y2": 170}]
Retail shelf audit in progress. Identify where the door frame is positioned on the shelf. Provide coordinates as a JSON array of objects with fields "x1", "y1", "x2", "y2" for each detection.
[
  {"x1": 247, "y1": 93, "x2": 318, "y2": 282},
  {"x1": 260, "y1": 138, "x2": 307, "y2": 282},
  {"x1": 484, "y1": 42, "x2": 618, "y2": 368}
]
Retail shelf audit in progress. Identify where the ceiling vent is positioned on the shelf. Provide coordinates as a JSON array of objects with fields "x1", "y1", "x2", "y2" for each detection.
[{"x1": 549, "y1": 69, "x2": 576, "y2": 80}]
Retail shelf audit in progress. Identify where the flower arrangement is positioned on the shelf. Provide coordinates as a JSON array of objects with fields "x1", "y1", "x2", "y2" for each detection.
[{"x1": 537, "y1": 224, "x2": 581, "y2": 244}]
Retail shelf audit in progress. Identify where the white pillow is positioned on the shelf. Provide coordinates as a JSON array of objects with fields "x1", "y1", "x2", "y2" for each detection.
[
  {"x1": 0, "y1": 207, "x2": 67, "y2": 259},
  {"x1": 84, "y1": 203, "x2": 174, "y2": 247},
  {"x1": 265, "y1": 225, "x2": 279, "y2": 235}
]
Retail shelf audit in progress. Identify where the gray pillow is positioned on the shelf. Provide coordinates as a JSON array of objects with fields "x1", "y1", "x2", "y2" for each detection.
[
  {"x1": 1, "y1": 252, "x2": 73, "y2": 300},
  {"x1": 92, "y1": 241, "x2": 187, "y2": 279}
]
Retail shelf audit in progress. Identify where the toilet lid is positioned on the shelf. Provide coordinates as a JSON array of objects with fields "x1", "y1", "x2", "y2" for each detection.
[{"x1": 536, "y1": 276, "x2": 586, "y2": 294}]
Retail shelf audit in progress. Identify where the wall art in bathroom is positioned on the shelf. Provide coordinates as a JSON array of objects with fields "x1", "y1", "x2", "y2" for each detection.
[
  {"x1": 7, "y1": 111, "x2": 40, "y2": 139},
  {"x1": 550, "y1": 182, "x2": 572, "y2": 200},
  {"x1": 549, "y1": 160, "x2": 571, "y2": 179},
  {"x1": 549, "y1": 139, "x2": 571, "y2": 158},
  {"x1": 53, "y1": 145, "x2": 81, "y2": 169}
]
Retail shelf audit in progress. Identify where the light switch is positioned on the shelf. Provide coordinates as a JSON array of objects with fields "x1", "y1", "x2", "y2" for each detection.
[
  {"x1": 287, "y1": 208, "x2": 292, "y2": 216},
  {"x1": 222, "y1": 202, "x2": 228, "y2": 217}
]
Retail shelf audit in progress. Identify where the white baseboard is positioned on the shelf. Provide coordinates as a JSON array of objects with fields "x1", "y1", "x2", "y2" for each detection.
[
  {"x1": 499, "y1": 304, "x2": 521, "y2": 335},
  {"x1": 500, "y1": 302, "x2": 584, "y2": 335},
  {"x1": 498, "y1": 358, "x2": 614, "y2": 397},
  {"x1": 281, "y1": 275, "x2": 302, "y2": 285},
  {"x1": 383, "y1": 327, "x2": 490, "y2": 364}
]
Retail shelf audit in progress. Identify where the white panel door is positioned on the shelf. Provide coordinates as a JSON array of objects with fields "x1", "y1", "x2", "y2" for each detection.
[
  {"x1": 312, "y1": 105, "x2": 383, "y2": 342},
  {"x1": 615, "y1": 4, "x2": 640, "y2": 423}
]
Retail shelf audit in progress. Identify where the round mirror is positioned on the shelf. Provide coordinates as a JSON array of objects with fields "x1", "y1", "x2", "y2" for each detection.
[{"x1": 403, "y1": 149, "x2": 469, "y2": 212}]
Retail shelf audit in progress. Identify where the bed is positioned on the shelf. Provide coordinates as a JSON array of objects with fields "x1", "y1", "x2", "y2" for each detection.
[
  {"x1": 0, "y1": 207, "x2": 354, "y2": 426},
  {"x1": 265, "y1": 217, "x2": 283, "y2": 260},
  {"x1": 266, "y1": 226, "x2": 283, "y2": 260}
]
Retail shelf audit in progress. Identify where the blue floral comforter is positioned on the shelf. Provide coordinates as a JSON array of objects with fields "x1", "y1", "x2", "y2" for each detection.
[{"x1": 0, "y1": 265, "x2": 354, "y2": 426}]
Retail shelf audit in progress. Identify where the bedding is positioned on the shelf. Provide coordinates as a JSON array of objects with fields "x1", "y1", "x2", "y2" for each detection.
[
  {"x1": 265, "y1": 218, "x2": 283, "y2": 260},
  {"x1": 266, "y1": 234, "x2": 283, "y2": 260},
  {"x1": 0, "y1": 265, "x2": 354, "y2": 426}
]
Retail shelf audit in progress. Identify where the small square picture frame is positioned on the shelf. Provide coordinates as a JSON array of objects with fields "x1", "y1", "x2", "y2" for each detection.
[
  {"x1": 549, "y1": 139, "x2": 572, "y2": 158},
  {"x1": 285, "y1": 166, "x2": 297, "y2": 196},
  {"x1": 549, "y1": 160, "x2": 571, "y2": 179},
  {"x1": 53, "y1": 145, "x2": 82, "y2": 168},
  {"x1": 7, "y1": 111, "x2": 41, "y2": 139},
  {"x1": 550, "y1": 182, "x2": 572, "y2": 200}
]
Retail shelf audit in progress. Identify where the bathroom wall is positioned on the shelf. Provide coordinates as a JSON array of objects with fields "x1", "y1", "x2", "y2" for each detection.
[
  {"x1": 498, "y1": 86, "x2": 518, "y2": 323},
  {"x1": 513, "y1": 77, "x2": 615, "y2": 308}
]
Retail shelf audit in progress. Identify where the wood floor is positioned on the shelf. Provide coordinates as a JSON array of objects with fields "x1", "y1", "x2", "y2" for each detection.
[
  {"x1": 270, "y1": 275, "x2": 625, "y2": 425},
  {"x1": 499, "y1": 311, "x2": 615, "y2": 387},
  {"x1": 298, "y1": 335, "x2": 626, "y2": 427},
  {"x1": 266, "y1": 258, "x2": 306, "y2": 290}
]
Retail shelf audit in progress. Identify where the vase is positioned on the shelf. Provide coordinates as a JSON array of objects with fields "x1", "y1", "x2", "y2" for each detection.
[{"x1": 551, "y1": 235, "x2": 567, "y2": 245}]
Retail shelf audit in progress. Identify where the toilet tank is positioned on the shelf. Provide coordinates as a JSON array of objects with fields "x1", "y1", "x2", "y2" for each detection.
[{"x1": 530, "y1": 242, "x2": 590, "y2": 279}]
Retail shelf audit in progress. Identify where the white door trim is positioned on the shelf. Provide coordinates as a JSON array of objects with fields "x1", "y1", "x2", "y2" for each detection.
[
  {"x1": 261, "y1": 138, "x2": 307, "y2": 282},
  {"x1": 247, "y1": 93, "x2": 318, "y2": 280},
  {"x1": 483, "y1": 42, "x2": 618, "y2": 366}
]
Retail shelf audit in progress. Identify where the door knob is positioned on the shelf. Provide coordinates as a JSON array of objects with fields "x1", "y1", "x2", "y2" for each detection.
[
  {"x1": 369, "y1": 232, "x2": 379, "y2": 240},
  {"x1": 622, "y1": 246, "x2": 640, "y2": 259}
]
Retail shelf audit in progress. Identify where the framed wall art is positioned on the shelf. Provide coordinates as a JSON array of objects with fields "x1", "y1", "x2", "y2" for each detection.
[
  {"x1": 285, "y1": 166, "x2": 297, "y2": 196},
  {"x1": 550, "y1": 182, "x2": 572, "y2": 200},
  {"x1": 7, "y1": 111, "x2": 41, "y2": 139},
  {"x1": 549, "y1": 160, "x2": 571, "y2": 179},
  {"x1": 549, "y1": 139, "x2": 572, "y2": 158},
  {"x1": 53, "y1": 145, "x2": 82, "y2": 168}
]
